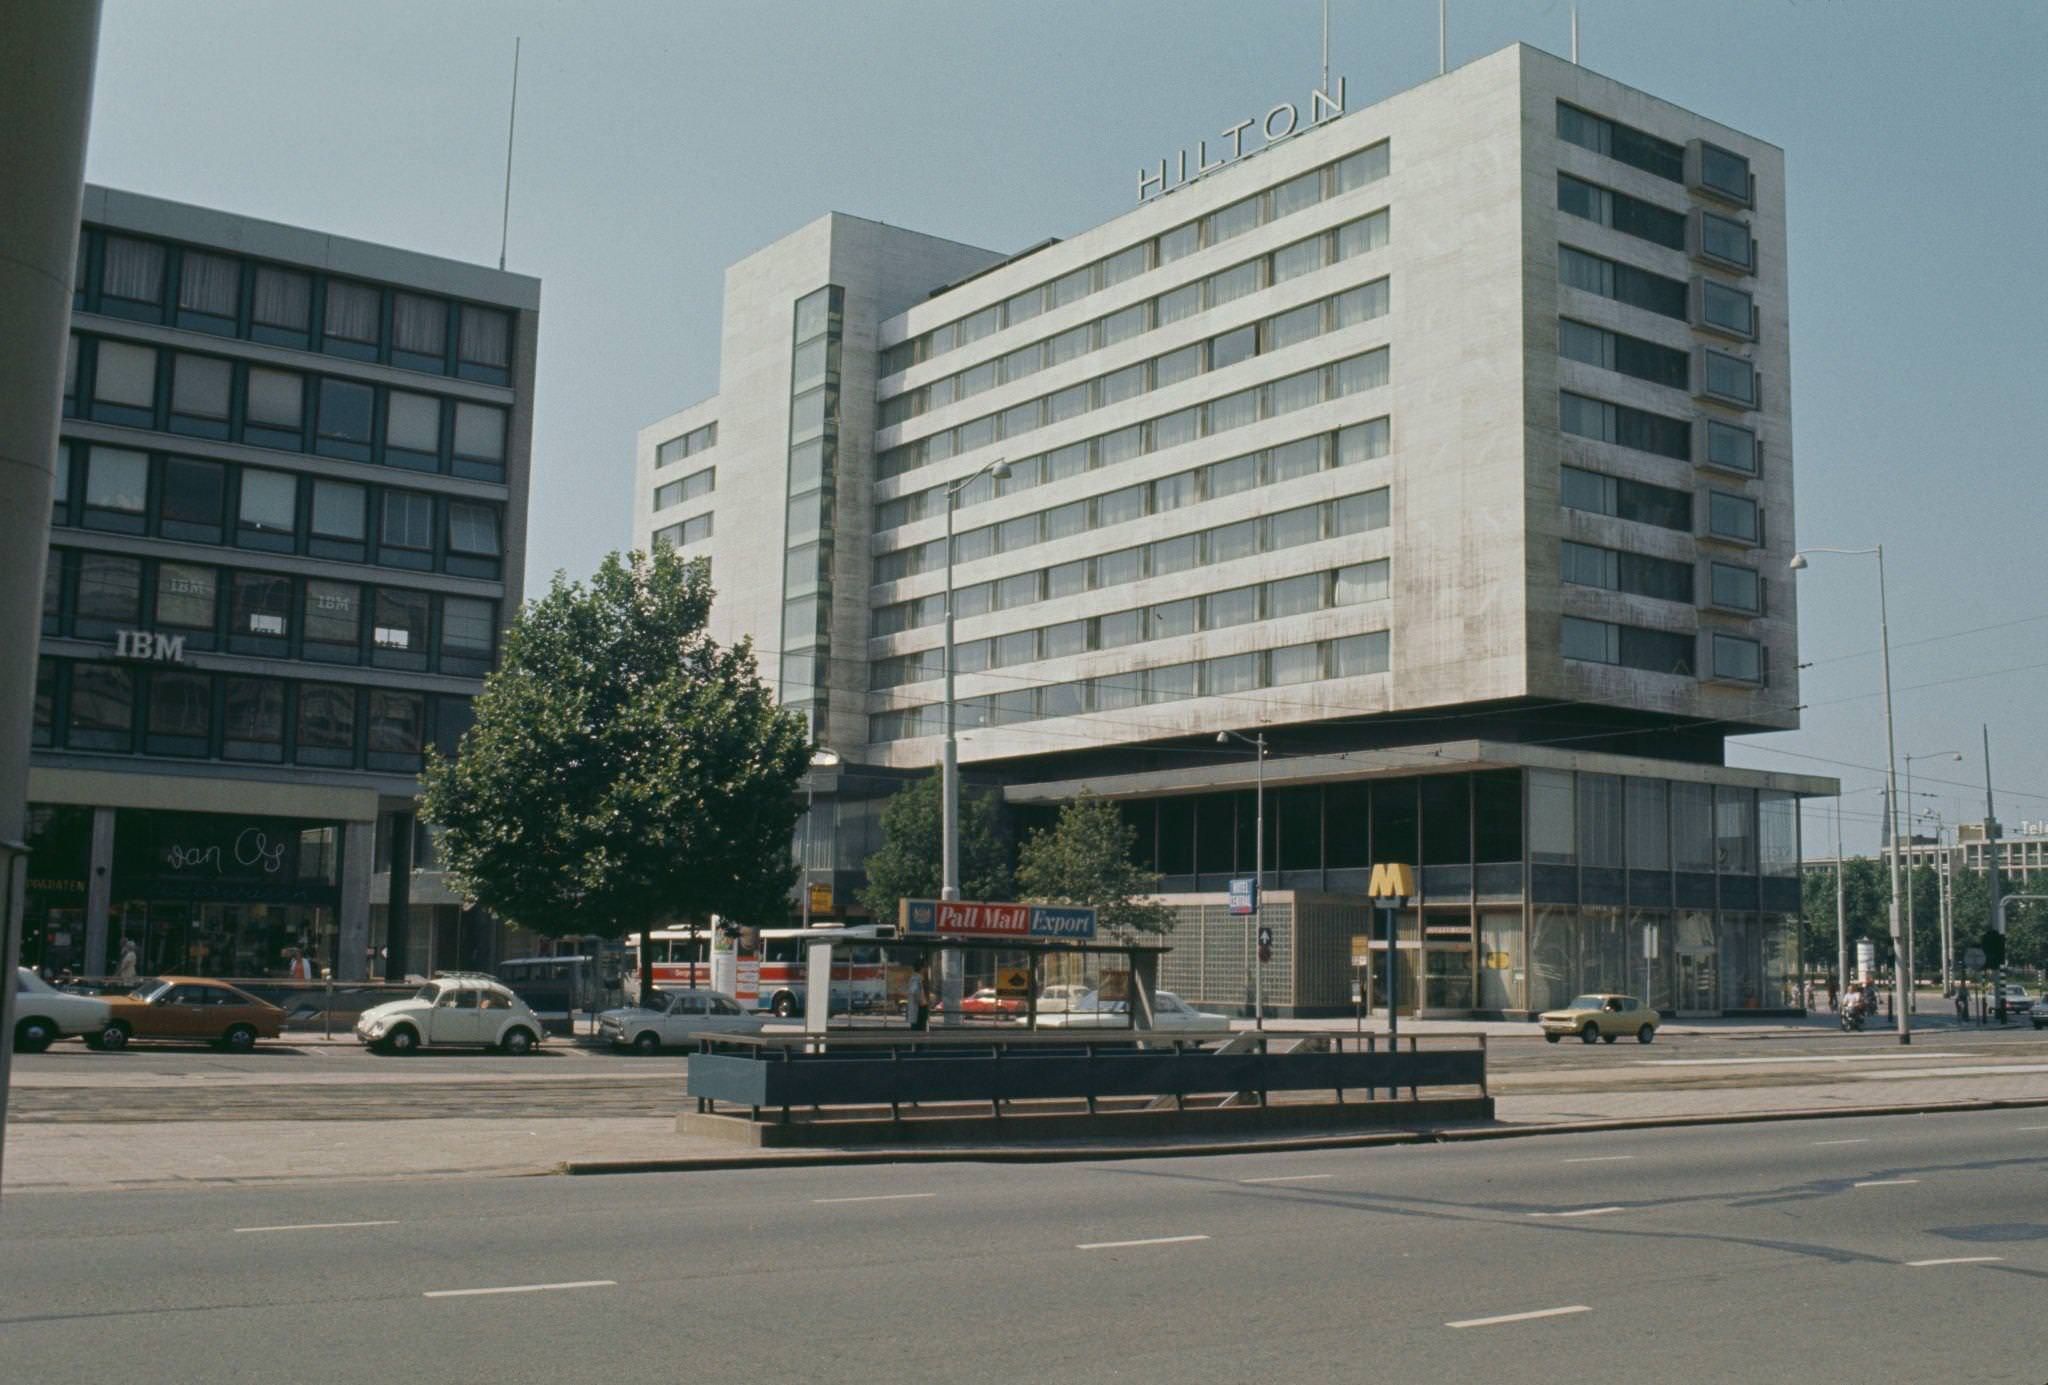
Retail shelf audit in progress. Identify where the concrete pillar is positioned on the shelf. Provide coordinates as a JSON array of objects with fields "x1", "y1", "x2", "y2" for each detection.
[
  {"x1": 82, "y1": 807, "x2": 114, "y2": 976},
  {"x1": 337, "y1": 820, "x2": 373, "y2": 981}
]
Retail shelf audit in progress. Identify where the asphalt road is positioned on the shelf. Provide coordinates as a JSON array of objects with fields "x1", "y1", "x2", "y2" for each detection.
[{"x1": 4, "y1": 1109, "x2": 2046, "y2": 1383}]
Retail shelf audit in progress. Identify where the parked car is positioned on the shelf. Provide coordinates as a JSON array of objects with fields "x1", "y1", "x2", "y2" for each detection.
[
  {"x1": 961, "y1": 987, "x2": 1026, "y2": 1019},
  {"x1": 90, "y1": 977, "x2": 285, "y2": 1052},
  {"x1": 1999, "y1": 984, "x2": 2034, "y2": 1009},
  {"x1": 1035, "y1": 983, "x2": 1091, "y2": 1015},
  {"x1": 1539, "y1": 993, "x2": 1660, "y2": 1045},
  {"x1": 356, "y1": 976, "x2": 544, "y2": 1054},
  {"x1": 12, "y1": 967, "x2": 112, "y2": 1053},
  {"x1": 2029, "y1": 998, "x2": 2048, "y2": 1031},
  {"x1": 596, "y1": 989, "x2": 765, "y2": 1052},
  {"x1": 1034, "y1": 989, "x2": 1231, "y2": 1032}
]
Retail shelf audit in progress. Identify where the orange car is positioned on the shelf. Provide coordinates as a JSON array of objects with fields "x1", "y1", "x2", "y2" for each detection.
[{"x1": 89, "y1": 976, "x2": 286, "y2": 1052}]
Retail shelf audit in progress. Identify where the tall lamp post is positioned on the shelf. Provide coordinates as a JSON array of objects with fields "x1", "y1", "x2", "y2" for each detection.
[
  {"x1": 1791, "y1": 545, "x2": 1911, "y2": 1044},
  {"x1": 940, "y1": 455, "x2": 1009, "y2": 1021},
  {"x1": 1216, "y1": 730, "x2": 1268, "y2": 1026},
  {"x1": 1902, "y1": 750, "x2": 1961, "y2": 999},
  {"x1": 799, "y1": 747, "x2": 841, "y2": 930}
]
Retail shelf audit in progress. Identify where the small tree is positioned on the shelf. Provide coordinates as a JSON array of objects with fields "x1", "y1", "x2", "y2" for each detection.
[
  {"x1": 420, "y1": 548, "x2": 811, "y2": 1003},
  {"x1": 858, "y1": 775, "x2": 1012, "y2": 923},
  {"x1": 1017, "y1": 794, "x2": 1173, "y2": 938}
]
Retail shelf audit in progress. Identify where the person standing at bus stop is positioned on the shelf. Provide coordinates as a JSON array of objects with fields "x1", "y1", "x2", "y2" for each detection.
[{"x1": 907, "y1": 968, "x2": 928, "y2": 1031}]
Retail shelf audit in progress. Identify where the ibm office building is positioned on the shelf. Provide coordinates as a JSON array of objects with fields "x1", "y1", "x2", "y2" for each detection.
[
  {"x1": 26, "y1": 186, "x2": 538, "y2": 982},
  {"x1": 634, "y1": 45, "x2": 1829, "y2": 1018}
]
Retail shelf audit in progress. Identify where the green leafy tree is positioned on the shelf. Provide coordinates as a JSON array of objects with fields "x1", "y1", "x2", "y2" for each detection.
[
  {"x1": 420, "y1": 548, "x2": 811, "y2": 1003},
  {"x1": 1017, "y1": 794, "x2": 1174, "y2": 938},
  {"x1": 858, "y1": 775, "x2": 1013, "y2": 923}
]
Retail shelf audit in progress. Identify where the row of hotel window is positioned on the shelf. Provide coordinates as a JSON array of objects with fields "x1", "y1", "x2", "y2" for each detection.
[
  {"x1": 1555, "y1": 103, "x2": 1755, "y2": 207},
  {"x1": 33, "y1": 658, "x2": 471, "y2": 773},
  {"x1": 877, "y1": 420, "x2": 1389, "y2": 583},
  {"x1": 1559, "y1": 320, "x2": 1759, "y2": 414},
  {"x1": 879, "y1": 210, "x2": 1389, "y2": 424},
  {"x1": 55, "y1": 444, "x2": 504, "y2": 579},
  {"x1": 1556, "y1": 173, "x2": 1755, "y2": 274},
  {"x1": 42, "y1": 549, "x2": 497, "y2": 676},
  {"x1": 875, "y1": 487, "x2": 1390, "y2": 636},
  {"x1": 1561, "y1": 539, "x2": 1764, "y2": 615},
  {"x1": 881, "y1": 141, "x2": 1390, "y2": 377},
  {"x1": 871, "y1": 559, "x2": 1389, "y2": 690},
  {"x1": 67, "y1": 334, "x2": 511, "y2": 482},
  {"x1": 878, "y1": 281, "x2": 1389, "y2": 483},
  {"x1": 651, "y1": 465, "x2": 714, "y2": 513},
  {"x1": 869, "y1": 631, "x2": 1391, "y2": 744},
  {"x1": 1559, "y1": 245, "x2": 1756, "y2": 341},
  {"x1": 1562, "y1": 463, "x2": 1763, "y2": 547},
  {"x1": 653, "y1": 514, "x2": 712, "y2": 551},
  {"x1": 1561, "y1": 390, "x2": 1759, "y2": 476},
  {"x1": 77, "y1": 227, "x2": 516, "y2": 385},
  {"x1": 653, "y1": 422, "x2": 717, "y2": 468},
  {"x1": 1562, "y1": 616, "x2": 1766, "y2": 685}
]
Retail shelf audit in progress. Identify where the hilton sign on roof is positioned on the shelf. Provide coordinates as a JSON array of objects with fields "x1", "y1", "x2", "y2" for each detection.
[{"x1": 1139, "y1": 79, "x2": 1346, "y2": 201}]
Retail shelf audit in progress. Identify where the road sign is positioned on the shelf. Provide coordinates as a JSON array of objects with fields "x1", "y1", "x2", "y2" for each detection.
[
  {"x1": 1351, "y1": 935, "x2": 1372, "y2": 965},
  {"x1": 996, "y1": 966, "x2": 1031, "y2": 997},
  {"x1": 1257, "y1": 925, "x2": 1273, "y2": 949},
  {"x1": 899, "y1": 900, "x2": 1097, "y2": 940},
  {"x1": 1228, "y1": 877, "x2": 1259, "y2": 915},
  {"x1": 807, "y1": 882, "x2": 833, "y2": 915},
  {"x1": 1965, "y1": 947, "x2": 1986, "y2": 971},
  {"x1": 1643, "y1": 924, "x2": 1660, "y2": 960}
]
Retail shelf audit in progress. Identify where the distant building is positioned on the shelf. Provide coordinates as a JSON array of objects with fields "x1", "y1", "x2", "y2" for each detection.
[
  {"x1": 1805, "y1": 820, "x2": 2048, "y2": 880},
  {"x1": 26, "y1": 186, "x2": 539, "y2": 982}
]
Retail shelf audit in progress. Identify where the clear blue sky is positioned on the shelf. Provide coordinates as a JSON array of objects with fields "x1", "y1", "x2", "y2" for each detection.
[{"x1": 83, "y1": 0, "x2": 2048, "y2": 853}]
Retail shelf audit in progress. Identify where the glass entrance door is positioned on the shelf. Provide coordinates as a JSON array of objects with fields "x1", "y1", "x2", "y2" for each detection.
[
  {"x1": 1676, "y1": 950, "x2": 1718, "y2": 1015},
  {"x1": 1369, "y1": 947, "x2": 1423, "y2": 1016}
]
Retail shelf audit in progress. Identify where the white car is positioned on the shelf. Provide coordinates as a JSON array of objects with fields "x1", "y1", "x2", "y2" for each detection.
[
  {"x1": 2031, "y1": 998, "x2": 2048, "y2": 1031},
  {"x1": 1034, "y1": 989, "x2": 1231, "y2": 1032},
  {"x1": 1035, "y1": 983, "x2": 1092, "y2": 1015},
  {"x1": 11, "y1": 968, "x2": 112, "y2": 1053},
  {"x1": 1999, "y1": 984, "x2": 2034, "y2": 1008},
  {"x1": 356, "y1": 976, "x2": 544, "y2": 1055},
  {"x1": 596, "y1": 989, "x2": 765, "y2": 1053}
]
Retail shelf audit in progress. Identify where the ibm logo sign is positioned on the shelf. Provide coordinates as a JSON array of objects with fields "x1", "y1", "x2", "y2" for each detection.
[{"x1": 113, "y1": 630, "x2": 186, "y2": 662}]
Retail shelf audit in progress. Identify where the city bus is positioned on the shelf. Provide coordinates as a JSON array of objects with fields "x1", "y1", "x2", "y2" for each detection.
[{"x1": 622, "y1": 925, "x2": 895, "y2": 1017}]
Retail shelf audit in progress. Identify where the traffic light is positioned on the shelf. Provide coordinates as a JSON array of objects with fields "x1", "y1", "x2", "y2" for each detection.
[{"x1": 1981, "y1": 928, "x2": 2007, "y2": 971}]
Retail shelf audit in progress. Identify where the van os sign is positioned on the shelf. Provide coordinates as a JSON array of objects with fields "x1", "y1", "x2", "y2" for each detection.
[{"x1": 1139, "y1": 80, "x2": 1346, "y2": 201}]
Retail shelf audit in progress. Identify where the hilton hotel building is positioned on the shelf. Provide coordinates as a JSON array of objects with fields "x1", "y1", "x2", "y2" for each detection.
[
  {"x1": 635, "y1": 45, "x2": 1833, "y2": 1018},
  {"x1": 25, "y1": 187, "x2": 537, "y2": 983}
]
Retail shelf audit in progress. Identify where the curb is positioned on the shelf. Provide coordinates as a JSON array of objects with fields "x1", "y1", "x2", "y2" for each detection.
[{"x1": 555, "y1": 1094, "x2": 2048, "y2": 1176}]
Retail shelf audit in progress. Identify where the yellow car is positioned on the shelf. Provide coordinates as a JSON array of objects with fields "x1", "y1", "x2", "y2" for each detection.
[{"x1": 1539, "y1": 993, "x2": 1660, "y2": 1045}]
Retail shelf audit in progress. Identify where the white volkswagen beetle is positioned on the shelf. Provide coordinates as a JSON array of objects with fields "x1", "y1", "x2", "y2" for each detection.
[
  {"x1": 12, "y1": 967, "x2": 112, "y2": 1053},
  {"x1": 596, "y1": 989, "x2": 766, "y2": 1053},
  {"x1": 356, "y1": 975, "x2": 544, "y2": 1055}
]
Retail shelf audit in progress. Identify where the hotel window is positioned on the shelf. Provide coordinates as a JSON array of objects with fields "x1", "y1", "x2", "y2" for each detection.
[
  {"x1": 309, "y1": 479, "x2": 367, "y2": 556},
  {"x1": 1558, "y1": 319, "x2": 1689, "y2": 391},
  {"x1": 155, "y1": 563, "x2": 218, "y2": 631},
  {"x1": 315, "y1": 378, "x2": 375, "y2": 457},
  {"x1": 1561, "y1": 539, "x2": 1617, "y2": 591},
  {"x1": 385, "y1": 391, "x2": 442, "y2": 463},
  {"x1": 1560, "y1": 391, "x2": 1691, "y2": 461},
  {"x1": 92, "y1": 339, "x2": 158, "y2": 411},
  {"x1": 1698, "y1": 211, "x2": 1754, "y2": 270},
  {"x1": 177, "y1": 252, "x2": 239, "y2": 321},
  {"x1": 1701, "y1": 349, "x2": 1757, "y2": 407},
  {"x1": 380, "y1": 490, "x2": 435, "y2": 556},
  {"x1": 372, "y1": 588, "x2": 431, "y2": 669},
  {"x1": 67, "y1": 664, "x2": 135, "y2": 751},
  {"x1": 230, "y1": 571, "x2": 291, "y2": 642},
  {"x1": 237, "y1": 469, "x2": 298, "y2": 550},
  {"x1": 303, "y1": 580, "x2": 362, "y2": 658},
  {"x1": 1557, "y1": 174, "x2": 1686, "y2": 251},
  {"x1": 101, "y1": 236, "x2": 166, "y2": 307},
  {"x1": 296, "y1": 683, "x2": 357, "y2": 766},
  {"x1": 1205, "y1": 260, "x2": 1262, "y2": 309},
  {"x1": 244, "y1": 366, "x2": 304, "y2": 439},
  {"x1": 251, "y1": 266, "x2": 312, "y2": 336},
  {"x1": 1710, "y1": 632, "x2": 1764, "y2": 683},
  {"x1": 653, "y1": 479, "x2": 684, "y2": 511},
  {"x1": 1204, "y1": 652, "x2": 1261, "y2": 696},
  {"x1": 1208, "y1": 518, "x2": 1258, "y2": 564},
  {"x1": 391, "y1": 293, "x2": 447, "y2": 360},
  {"x1": 1004, "y1": 285, "x2": 1047, "y2": 325},
  {"x1": 1704, "y1": 418, "x2": 1758, "y2": 475},
  {"x1": 83, "y1": 447, "x2": 148, "y2": 529},
  {"x1": 1273, "y1": 235, "x2": 1327, "y2": 284},
  {"x1": 1707, "y1": 491, "x2": 1761, "y2": 545},
  {"x1": 459, "y1": 305, "x2": 512, "y2": 373},
  {"x1": 1558, "y1": 246, "x2": 1687, "y2": 320},
  {"x1": 679, "y1": 513, "x2": 713, "y2": 546},
  {"x1": 1560, "y1": 465, "x2": 1692, "y2": 532},
  {"x1": 1265, "y1": 573, "x2": 1321, "y2": 618},
  {"x1": 159, "y1": 458, "x2": 226, "y2": 542},
  {"x1": 367, "y1": 690, "x2": 426, "y2": 769},
  {"x1": 1333, "y1": 141, "x2": 1390, "y2": 191},
  {"x1": 1337, "y1": 209, "x2": 1390, "y2": 258},
  {"x1": 75, "y1": 554, "x2": 143, "y2": 631},
  {"x1": 222, "y1": 677, "x2": 286, "y2": 762},
  {"x1": 145, "y1": 671, "x2": 212, "y2": 754},
  {"x1": 1709, "y1": 562, "x2": 1763, "y2": 614},
  {"x1": 1693, "y1": 142, "x2": 1753, "y2": 205},
  {"x1": 1267, "y1": 169, "x2": 1323, "y2": 220},
  {"x1": 1333, "y1": 559, "x2": 1390, "y2": 604},
  {"x1": 447, "y1": 501, "x2": 502, "y2": 572},
  {"x1": 441, "y1": 596, "x2": 497, "y2": 674},
  {"x1": 324, "y1": 280, "x2": 381, "y2": 348},
  {"x1": 169, "y1": 353, "x2": 232, "y2": 430},
  {"x1": 1555, "y1": 103, "x2": 1683, "y2": 182},
  {"x1": 1698, "y1": 279, "x2": 1756, "y2": 338},
  {"x1": 1330, "y1": 631, "x2": 1390, "y2": 677}
]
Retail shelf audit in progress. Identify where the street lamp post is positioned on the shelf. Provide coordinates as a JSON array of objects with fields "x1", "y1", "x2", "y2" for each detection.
[
  {"x1": 940, "y1": 456, "x2": 1009, "y2": 1022},
  {"x1": 1791, "y1": 545, "x2": 1911, "y2": 1044},
  {"x1": 799, "y1": 747, "x2": 841, "y2": 931},
  {"x1": 1902, "y1": 751, "x2": 1961, "y2": 998},
  {"x1": 1217, "y1": 729, "x2": 1267, "y2": 1027}
]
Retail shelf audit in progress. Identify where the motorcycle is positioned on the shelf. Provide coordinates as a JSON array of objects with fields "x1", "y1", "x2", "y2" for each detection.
[{"x1": 1840, "y1": 1000, "x2": 1867, "y2": 1032}]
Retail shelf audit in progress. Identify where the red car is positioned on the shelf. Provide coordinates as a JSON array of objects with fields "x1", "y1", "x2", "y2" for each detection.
[{"x1": 961, "y1": 987, "x2": 1026, "y2": 1019}]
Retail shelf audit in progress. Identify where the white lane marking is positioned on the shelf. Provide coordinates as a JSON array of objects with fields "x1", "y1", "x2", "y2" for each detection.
[
  {"x1": 234, "y1": 1220, "x2": 400, "y2": 1234},
  {"x1": 1852, "y1": 1063, "x2": 2048, "y2": 1080},
  {"x1": 1528, "y1": 1206, "x2": 1626, "y2": 1218},
  {"x1": 1811, "y1": 1139, "x2": 1870, "y2": 1147},
  {"x1": 1638, "y1": 1052, "x2": 1966, "y2": 1068},
  {"x1": 2012, "y1": 1125, "x2": 2048, "y2": 1132},
  {"x1": 1561, "y1": 1155, "x2": 1635, "y2": 1164},
  {"x1": 1447, "y1": 1305, "x2": 1592, "y2": 1329},
  {"x1": 1854, "y1": 1179, "x2": 1920, "y2": 1188},
  {"x1": 1240, "y1": 1173, "x2": 1335, "y2": 1184},
  {"x1": 425, "y1": 1280, "x2": 616, "y2": 1299},
  {"x1": 1905, "y1": 1256, "x2": 2003, "y2": 1267},
  {"x1": 1076, "y1": 1234, "x2": 1211, "y2": 1251},
  {"x1": 811, "y1": 1193, "x2": 938, "y2": 1205}
]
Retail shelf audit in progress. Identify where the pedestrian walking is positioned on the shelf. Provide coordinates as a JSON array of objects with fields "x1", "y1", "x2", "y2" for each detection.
[
  {"x1": 1955, "y1": 981, "x2": 1969, "y2": 1021},
  {"x1": 1825, "y1": 974, "x2": 1838, "y2": 1012},
  {"x1": 114, "y1": 938, "x2": 138, "y2": 982},
  {"x1": 906, "y1": 968, "x2": 928, "y2": 1032}
]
